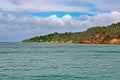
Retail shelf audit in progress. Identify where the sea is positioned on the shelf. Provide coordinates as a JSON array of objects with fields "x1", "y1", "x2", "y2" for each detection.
[{"x1": 0, "y1": 42, "x2": 120, "y2": 80}]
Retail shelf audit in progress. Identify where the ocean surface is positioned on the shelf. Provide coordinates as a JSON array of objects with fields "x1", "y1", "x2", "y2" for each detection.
[{"x1": 0, "y1": 42, "x2": 120, "y2": 80}]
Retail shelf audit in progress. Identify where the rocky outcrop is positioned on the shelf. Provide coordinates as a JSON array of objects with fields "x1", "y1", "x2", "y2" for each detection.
[
  {"x1": 76, "y1": 33, "x2": 120, "y2": 44},
  {"x1": 108, "y1": 38, "x2": 120, "y2": 44}
]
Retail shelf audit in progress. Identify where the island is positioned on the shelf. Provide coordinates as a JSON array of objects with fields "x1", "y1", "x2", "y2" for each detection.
[{"x1": 22, "y1": 22, "x2": 120, "y2": 44}]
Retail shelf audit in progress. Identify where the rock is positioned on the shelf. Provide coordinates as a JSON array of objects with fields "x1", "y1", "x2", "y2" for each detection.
[{"x1": 108, "y1": 38, "x2": 120, "y2": 44}]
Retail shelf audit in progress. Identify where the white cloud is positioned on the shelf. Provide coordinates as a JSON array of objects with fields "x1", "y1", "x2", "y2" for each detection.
[
  {"x1": 88, "y1": 0, "x2": 120, "y2": 12},
  {"x1": 0, "y1": 11, "x2": 120, "y2": 41},
  {"x1": 0, "y1": 0, "x2": 87, "y2": 12},
  {"x1": 0, "y1": 0, "x2": 120, "y2": 13},
  {"x1": 87, "y1": 11, "x2": 120, "y2": 26}
]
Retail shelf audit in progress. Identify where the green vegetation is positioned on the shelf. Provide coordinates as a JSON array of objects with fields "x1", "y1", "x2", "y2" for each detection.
[{"x1": 22, "y1": 22, "x2": 120, "y2": 44}]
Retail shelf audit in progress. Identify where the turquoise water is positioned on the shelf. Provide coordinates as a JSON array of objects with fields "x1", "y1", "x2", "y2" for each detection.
[{"x1": 0, "y1": 43, "x2": 120, "y2": 80}]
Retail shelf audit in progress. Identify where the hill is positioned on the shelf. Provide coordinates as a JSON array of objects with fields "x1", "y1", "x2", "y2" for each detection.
[{"x1": 22, "y1": 22, "x2": 120, "y2": 44}]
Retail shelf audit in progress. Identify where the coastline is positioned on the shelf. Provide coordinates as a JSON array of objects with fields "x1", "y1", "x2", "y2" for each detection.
[
  {"x1": 22, "y1": 37, "x2": 120, "y2": 44},
  {"x1": 22, "y1": 22, "x2": 120, "y2": 44}
]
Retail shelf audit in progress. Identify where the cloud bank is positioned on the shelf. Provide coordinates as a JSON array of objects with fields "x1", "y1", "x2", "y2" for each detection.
[{"x1": 0, "y1": 11, "x2": 120, "y2": 41}]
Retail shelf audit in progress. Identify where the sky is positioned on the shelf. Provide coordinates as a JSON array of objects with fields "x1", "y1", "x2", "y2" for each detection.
[{"x1": 0, "y1": 0, "x2": 120, "y2": 42}]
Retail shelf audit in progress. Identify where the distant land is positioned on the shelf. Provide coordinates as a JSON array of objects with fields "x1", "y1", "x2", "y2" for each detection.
[{"x1": 22, "y1": 22, "x2": 120, "y2": 44}]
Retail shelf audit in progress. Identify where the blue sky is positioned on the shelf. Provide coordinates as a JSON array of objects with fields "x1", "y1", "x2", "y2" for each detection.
[
  {"x1": 7, "y1": 11, "x2": 94, "y2": 17},
  {"x1": 0, "y1": 0, "x2": 120, "y2": 42}
]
